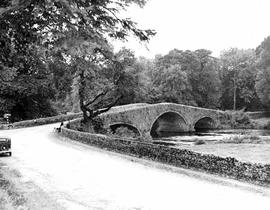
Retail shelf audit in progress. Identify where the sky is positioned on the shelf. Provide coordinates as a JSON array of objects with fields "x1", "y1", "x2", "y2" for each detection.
[{"x1": 114, "y1": 0, "x2": 270, "y2": 58}]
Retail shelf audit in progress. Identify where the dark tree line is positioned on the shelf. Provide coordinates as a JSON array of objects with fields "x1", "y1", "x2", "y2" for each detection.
[{"x1": 97, "y1": 44, "x2": 269, "y2": 112}]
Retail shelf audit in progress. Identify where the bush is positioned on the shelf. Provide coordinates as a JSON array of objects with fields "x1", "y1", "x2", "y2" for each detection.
[
  {"x1": 222, "y1": 135, "x2": 245, "y2": 144},
  {"x1": 194, "y1": 139, "x2": 206, "y2": 145},
  {"x1": 220, "y1": 134, "x2": 263, "y2": 144},
  {"x1": 249, "y1": 134, "x2": 260, "y2": 141},
  {"x1": 110, "y1": 126, "x2": 139, "y2": 138},
  {"x1": 264, "y1": 121, "x2": 270, "y2": 129},
  {"x1": 219, "y1": 110, "x2": 253, "y2": 129}
]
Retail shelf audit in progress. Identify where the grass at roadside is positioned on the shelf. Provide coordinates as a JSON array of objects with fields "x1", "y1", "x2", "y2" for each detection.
[
  {"x1": 0, "y1": 167, "x2": 27, "y2": 210},
  {"x1": 0, "y1": 161, "x2": 64, "y2": 210}
]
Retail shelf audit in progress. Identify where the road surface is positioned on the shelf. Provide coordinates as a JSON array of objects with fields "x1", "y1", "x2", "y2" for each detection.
[{"x1": 0, "y1": 124, "x2": 270, "y2": 210}]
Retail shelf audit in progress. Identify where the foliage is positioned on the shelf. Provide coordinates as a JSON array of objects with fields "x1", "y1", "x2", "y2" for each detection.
[
  {"x1": 153, "y1": 64, "x2": 194, "y2": 104},
  {"x1": 191, "y1": 49, "x2": 221, "y2": 108},
  {"x1": 219, "y1": 110, "x2": 253, "y2": 129},
  {"x1": 255, "y1": 68, "x2": 270, "y2": 108},
  {"x1": 0, "y1": 1, "x2": 55, "y2": 120},
  {"x1": 219, "y1": 134, "x2": 265, "y2": 144},
  {"x1": 150, "y1": 49, "x2": 220, "y2": 107},
  {"x1": 0, "y1": 170, "x2": 27, "y2": 209},
  {"x1": 264, "y1": 121, "x2": 270, "y2": 129},
  {"x1": 194, "y1": 139, "x2": 206, "y2": 145},
  {"x1": 255, "y1": 36, "x2": 270, "y2": 108},
  {"x1": 219, "y1": 48, "x2": 260, "y2": 111},
  {"x1": 111, "y1": 126, "x2": 139, "y2": 138},
  {"x1": 2, "y1": 0, "x2": 270, "y2": 121},
  {"x1": 0, "y1": 0, "x2": 155, "y2": 122}
]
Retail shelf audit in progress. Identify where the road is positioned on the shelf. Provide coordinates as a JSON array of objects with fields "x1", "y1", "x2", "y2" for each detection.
[{"x1": 0, "y1": 124, "x2": 270, "y2": 210}]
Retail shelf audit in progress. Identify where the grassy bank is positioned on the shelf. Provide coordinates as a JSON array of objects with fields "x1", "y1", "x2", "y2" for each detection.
[
  {"x1": 0, "y1": 162, "x2": 63, "y2": 210},
  {"x1": 218, "y1": 110, "x2": 270, "y2": 129},
  {"x1": 179, "y1": 143, "x2": 270, "y2": 165},
  {"x1": 0, "y1": 164, "x2": 27, "y2": 209}
]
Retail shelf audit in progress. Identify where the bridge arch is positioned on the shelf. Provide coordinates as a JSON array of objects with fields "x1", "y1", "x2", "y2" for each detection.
[
  {"x1": 150, "y1": 111, "x2": 189, "y2": 138},
  {"x1": 109, "y1": 122, "x2": 141, "y2": 138},
  {"x1": 194, "y1": 116, "x2": 216, "y2": 131}
]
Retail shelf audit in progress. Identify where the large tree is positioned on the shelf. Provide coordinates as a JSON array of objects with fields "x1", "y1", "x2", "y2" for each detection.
[
  {"x1": 151, "y1": 49, "x2": 196, "y2": 105},
  {"x1": 191, "y1": 49, "x2": 221, "y2": 108},
  {"x1": 0, "y1": 4, "x2": 56, "y2": 120},
  {"x1": 151, "y1": 49, "x2": 220, "y2": 108},
  {"x1": 255, "y1": 36, "x2": 270, "y2": 109},
  {"x1": 0, "y1": 0, "x2": 155, "y2": 123},
  {"x1": 220, "y1": 48, "x2": 259, "y2": 111}
]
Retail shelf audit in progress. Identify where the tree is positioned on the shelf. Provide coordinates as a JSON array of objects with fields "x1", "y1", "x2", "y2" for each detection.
[
  {"x1": 191, "y1": 49, "x2": 221, "y2": 108},
  {"x1": 151, "y1": 49, "x2": 196, "y2": 105},
  {"x1": 0, "y1": 0, "x2": 155, "y2": 124},
  {"x1": 113, "y1": 48, "x2": 157, "y2": 104},
  {"x1": 151, "y1": 49, "x2": 220, "y2": 108},
  {"x1": 220, "y1": 48, "x2": 259, "y2": 110},
  {"x1": 0, "y1": 10, "x2": 56, "y2": 120},
  {"x1": 255, "y1": 36, "x2": 270, "y2": 109},
  {"x1": 255, "y1": 68, "x2": 270, "y2": 108},
  {"x1": 153, "y1": 64, "x2": 195, "y2": 104}
]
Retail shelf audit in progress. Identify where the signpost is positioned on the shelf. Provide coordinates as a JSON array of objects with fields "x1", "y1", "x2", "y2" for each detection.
[{"x1": 3, "y1": 113, "x2": 11, "y2": 124}]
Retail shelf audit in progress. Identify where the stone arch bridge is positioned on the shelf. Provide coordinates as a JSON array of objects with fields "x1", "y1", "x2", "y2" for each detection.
[{"x1": 99, "y1": 103, "x2": 225, "y2": 140}]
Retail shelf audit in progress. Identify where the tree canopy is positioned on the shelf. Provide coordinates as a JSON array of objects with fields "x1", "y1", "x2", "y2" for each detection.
[
  {"x1": 255, "y1": 36, "x2": 270, "y2": 108},
  {"x1": 219, "y1": 48, "x2": 259, "y2": 110},
  {"x1": 0, "y1": 0, "x2": 155, "y2": 121}
]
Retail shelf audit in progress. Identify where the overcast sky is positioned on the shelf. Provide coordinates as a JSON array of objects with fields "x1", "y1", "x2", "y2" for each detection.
[{"x1": 114, "y1": 0, "x2": 270, "y2": 58}]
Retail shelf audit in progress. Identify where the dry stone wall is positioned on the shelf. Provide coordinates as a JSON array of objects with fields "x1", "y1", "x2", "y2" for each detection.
[{"x1": 61, "y1": 123, "x2": 270, "y2": 187}]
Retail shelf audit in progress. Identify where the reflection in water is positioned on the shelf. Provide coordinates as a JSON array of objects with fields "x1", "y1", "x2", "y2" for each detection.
[{"x1": 153, "y1": 129, "x2": 270, "y2": 147}]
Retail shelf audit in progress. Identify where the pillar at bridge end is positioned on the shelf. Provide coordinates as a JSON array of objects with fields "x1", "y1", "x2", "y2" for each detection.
[
  {"x1": 141, "y1": 132, "x2": 152, "y2": 141},
  {"x1": 189, "y1": 125, "x2": 195, "y2": 132}
]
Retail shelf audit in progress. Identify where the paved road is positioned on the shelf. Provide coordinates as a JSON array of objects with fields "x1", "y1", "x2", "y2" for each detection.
[{"x1": 0, "y1": 124, "x2": 270, "y2": 210}]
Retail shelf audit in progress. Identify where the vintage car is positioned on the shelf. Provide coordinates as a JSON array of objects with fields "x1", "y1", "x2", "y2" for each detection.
[{"x1": 0, "y1": 137, "x2": 11, "y2": 156}]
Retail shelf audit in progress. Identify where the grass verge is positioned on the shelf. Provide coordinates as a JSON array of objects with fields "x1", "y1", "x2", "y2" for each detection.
[{"x1": 0, "y1": 166, "x2": 27, "y2": 209}]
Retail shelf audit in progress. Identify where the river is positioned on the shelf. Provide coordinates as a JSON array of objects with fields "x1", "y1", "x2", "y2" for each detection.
[{"x1": 153, "y1": 129, "x2": 270, "y2": 147}]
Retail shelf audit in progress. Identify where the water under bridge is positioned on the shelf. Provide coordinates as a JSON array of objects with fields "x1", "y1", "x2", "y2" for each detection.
[{"x1": 100, "y1": 103, "x2": 225, "y2": 139}]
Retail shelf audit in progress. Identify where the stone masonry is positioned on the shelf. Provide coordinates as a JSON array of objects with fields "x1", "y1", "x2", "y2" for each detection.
[{"x1": 99, "y1": 103, "x2": 225, "y2": 140}]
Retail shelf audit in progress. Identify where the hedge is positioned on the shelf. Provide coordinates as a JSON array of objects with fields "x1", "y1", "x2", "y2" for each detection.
[
  {"x1": 0, "y1": 113, "x2": 82, "y2": 130},
  {"x1": 61, "y1": 124, "x2": 270, "y2": 187}
]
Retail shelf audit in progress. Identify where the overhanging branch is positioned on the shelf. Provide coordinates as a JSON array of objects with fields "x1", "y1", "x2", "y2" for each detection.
[
  {"x1": 84, "y1": 90, "x2": 109, "y2": 107},
  {"x1": 92, "y1": 94, "x2": 123, "y2": 117}
]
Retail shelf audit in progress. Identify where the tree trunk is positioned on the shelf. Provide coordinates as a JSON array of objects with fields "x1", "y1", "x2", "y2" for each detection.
[
  {"x1": 233, "y1": 74, "x2": 237, "y2": 110},
  {"x1": 78, "y1": 69, "x2": 88, "y2": 123}
]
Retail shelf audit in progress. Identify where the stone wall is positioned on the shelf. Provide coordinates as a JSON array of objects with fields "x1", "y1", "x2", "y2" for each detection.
[
  {"x1": 61, "y1": 124, "x2": 270, "y2": 187},
  {"x1": 0, "y1": 113, "x2": 82, "y2": 130}
]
